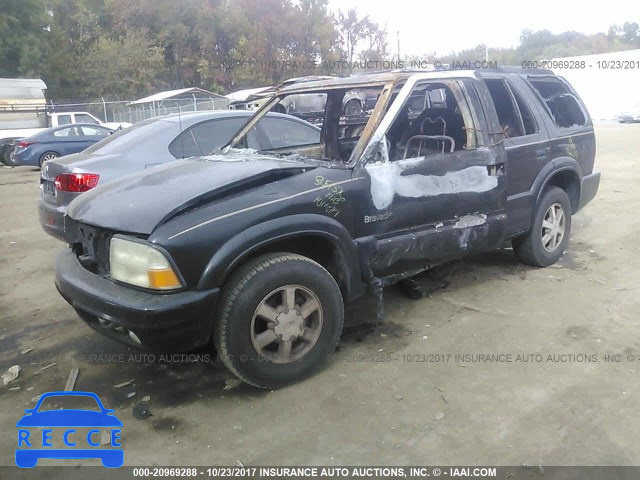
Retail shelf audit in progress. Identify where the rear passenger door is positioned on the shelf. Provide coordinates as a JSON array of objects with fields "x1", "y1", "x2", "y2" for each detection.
[
  {"x1": 480, "y1": 76, "x2": 550, "y2": 236},
  {"x1": 52, "y1": 126, "x2": 86, "y2": 155},
  {"x1": 78, "y1": 126, "x2": 111, "y2": 148}
]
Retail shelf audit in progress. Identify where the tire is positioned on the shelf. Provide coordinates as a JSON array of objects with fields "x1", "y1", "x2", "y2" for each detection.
[
  {"x1": 2, "y1": 147, "x2": 13, "y2": 166},
  {"x1": 214, "y1": 252, "x2": 344, "y2": 389},
  {"x1": 39, "y1": 151, "x2": 59, "y2": 168},
  {"x1": 513, "y1": 186, "x2": 572, "y2": 267}
]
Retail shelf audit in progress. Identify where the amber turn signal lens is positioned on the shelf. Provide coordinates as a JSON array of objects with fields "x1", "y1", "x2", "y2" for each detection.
[{"x1": 147, "y1": 268, "x2": 181, "y2": 290}]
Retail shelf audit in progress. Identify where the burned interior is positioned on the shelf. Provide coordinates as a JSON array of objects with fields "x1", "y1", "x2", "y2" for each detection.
[
  {"x1": 229, "y1": 85, "x2": 386, "y2": 162},
  {"x1": 226, "y1": 75, "x2": 480, "y2": 165},
  {"x1": 381, "y1": 81, "x2": 477, "y2": 160}
]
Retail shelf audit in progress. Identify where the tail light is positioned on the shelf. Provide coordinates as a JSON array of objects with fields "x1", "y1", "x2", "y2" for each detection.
[
  {"x1": 18, "y1": 141, "x2": 34, "y2": 148},
  {"x1": 54, "y1": 173, "x2": 100, "y2": 192}
]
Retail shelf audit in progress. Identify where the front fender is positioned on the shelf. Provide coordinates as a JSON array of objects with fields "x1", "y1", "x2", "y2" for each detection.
[{"x1": 196, "y1": 214, "x2": 365, "y2": 300}]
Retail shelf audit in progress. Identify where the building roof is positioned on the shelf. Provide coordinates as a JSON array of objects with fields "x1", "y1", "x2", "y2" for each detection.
[
  {"x1": 0, "y1": 78, "x2": 47, "y2": 102},
  {"x1": 129, "y1": 87, "x2": 226, "y2": 105}
]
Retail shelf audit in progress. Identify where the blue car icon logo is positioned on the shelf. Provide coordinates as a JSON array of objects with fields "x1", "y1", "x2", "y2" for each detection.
[{"x1": 16, "y1": 391, "x2": 123, "y2": 468}]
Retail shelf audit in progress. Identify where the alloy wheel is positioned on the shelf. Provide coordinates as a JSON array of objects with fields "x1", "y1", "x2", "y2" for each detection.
[{"x1": 250, "y1": 284, "x2": 323, "y2": 364}]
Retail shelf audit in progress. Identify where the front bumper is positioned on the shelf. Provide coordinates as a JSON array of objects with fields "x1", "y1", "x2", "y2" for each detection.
[
  {"x1": 577, "y1": 171, "x2": 601, "y2": 212},
  {"x1": 55, "y1": 249, "x2": 219, "y2": 352},
  {"x1": 38, "y1": 198, "x2": 67, "y2": 241}
]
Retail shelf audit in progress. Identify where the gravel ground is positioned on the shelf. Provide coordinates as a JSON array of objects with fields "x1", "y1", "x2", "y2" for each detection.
[{"x1": 1, "y1": 124, "x2": 639, "y2": 473}]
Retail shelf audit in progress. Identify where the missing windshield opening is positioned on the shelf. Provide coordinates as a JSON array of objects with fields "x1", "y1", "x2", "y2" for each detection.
[{"x1": 231, "y1": 86, "x2": 387, "y2": 162}]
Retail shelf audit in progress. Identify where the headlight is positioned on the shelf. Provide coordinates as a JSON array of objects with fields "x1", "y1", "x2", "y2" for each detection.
[{"x1": 109, "y1": 237, "x2": 182, "y2": 290}]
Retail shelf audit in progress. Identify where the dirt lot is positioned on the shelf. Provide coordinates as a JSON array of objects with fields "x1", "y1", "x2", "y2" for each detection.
[{"x1": 1, "y1": 124, "x2": 639, "y2": 471}]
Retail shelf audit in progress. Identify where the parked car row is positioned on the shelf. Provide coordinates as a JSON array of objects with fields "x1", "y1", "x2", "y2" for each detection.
[{"x1": 11, "y1": 69, "x2": 601, "y2": 390}]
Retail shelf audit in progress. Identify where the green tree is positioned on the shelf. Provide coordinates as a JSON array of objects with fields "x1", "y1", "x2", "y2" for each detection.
[
  {"x1": 80, "y1": 29, "x2": 164, "y2": 99},
  {"x1": 0, "y1": 0, "x2": 50, "y2": 77}
]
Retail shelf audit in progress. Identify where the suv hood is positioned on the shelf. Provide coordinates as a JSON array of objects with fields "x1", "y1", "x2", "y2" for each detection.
[{"x1": 67, "y1": 153, "x2": 313, "y2": 234}]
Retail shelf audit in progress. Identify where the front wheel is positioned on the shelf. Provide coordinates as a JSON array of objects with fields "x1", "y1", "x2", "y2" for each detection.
[
  {"x1": 513, "y1": 186, "x2": 572, "y2": 267},
  {"x1": 214, "y1": 253, "x2": 344, "y2": 389}
]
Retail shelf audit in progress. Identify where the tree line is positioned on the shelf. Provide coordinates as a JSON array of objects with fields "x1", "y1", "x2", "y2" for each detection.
[{"x1": 1, "y1": 0, "x2": 638, "y2": 101}]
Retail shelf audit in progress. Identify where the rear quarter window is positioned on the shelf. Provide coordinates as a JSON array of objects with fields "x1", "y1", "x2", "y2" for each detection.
[
  {"x1": 528, "y1": 77, "x2": 587, "y2": 128},
  {"x1": 82, "y1": 119, "x2": 172, "y2": 155}
]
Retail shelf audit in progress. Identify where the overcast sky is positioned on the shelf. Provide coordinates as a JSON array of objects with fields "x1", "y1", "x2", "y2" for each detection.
[{"x1": 328, "y1": 0, "x2": 637, "y2": 56}]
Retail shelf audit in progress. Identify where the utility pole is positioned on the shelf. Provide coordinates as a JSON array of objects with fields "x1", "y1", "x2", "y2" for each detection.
[{"x1": 397, "y1": 30, "x2": 401, "y2": 62}]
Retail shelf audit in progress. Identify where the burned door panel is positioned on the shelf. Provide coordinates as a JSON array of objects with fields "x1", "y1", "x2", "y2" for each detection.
[
  {"x1": 354, "y1": 78, "x2": 508, "y2": 278},
  {"x1": 359, "y1": 150, "x2": 507, "y2": 277},
  {"x1": 369, "y1": 212, "x2": 507, "y2": 274}
]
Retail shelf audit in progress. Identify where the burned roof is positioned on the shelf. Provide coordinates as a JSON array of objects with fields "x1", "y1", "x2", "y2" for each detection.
[
  {"x1": 276, "y1": 67, "x2": 555, "y2": 93},
  {"x1": 277, "y1": 71, "x2": 413, "y2": 93}
]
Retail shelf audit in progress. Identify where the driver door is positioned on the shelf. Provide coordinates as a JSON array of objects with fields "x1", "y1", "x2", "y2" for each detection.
[{"x1": 354, "y1": 78, "x2": 508, "y2": 277}]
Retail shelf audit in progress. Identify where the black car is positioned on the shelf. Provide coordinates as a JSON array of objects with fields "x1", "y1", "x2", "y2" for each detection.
[{"x1": 54, "y1": 68, "x2": 600, "y2": 389}]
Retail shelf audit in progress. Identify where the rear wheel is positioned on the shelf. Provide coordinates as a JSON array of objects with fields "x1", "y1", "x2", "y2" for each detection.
[
  {"x1": 214, "y1": 253, "x2": 344, "y2": 389},
  {"x1": 39, "y1": 151, "x2": 59, "y2": 168},
  {"x1": 2, "y1": 147, "x2": 14, "y2": 166},
  {"x1": 513, "y1": 186, "x2": 572, "y2": 267}
]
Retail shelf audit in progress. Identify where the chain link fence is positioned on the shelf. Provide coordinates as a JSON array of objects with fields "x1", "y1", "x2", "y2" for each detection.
[{"x1": 43, "y1": 97, "x2": 230, "y2": 125}]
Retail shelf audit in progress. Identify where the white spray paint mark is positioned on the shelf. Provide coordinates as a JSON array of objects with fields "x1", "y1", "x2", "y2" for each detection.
[
  {"x1": 366, "y1": 163, "x2": 498, "y2": 210},
  {"x1": 453, "y1": 213, "x2": 487, "y2": 228}
]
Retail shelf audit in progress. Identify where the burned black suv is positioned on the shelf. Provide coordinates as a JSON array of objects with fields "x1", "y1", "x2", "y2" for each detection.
[{"x1": 55, "y1": 68, "x2": 600, "y2": 388}]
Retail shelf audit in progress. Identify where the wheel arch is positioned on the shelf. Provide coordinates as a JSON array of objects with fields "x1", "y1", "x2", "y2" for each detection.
[
  {"x1": 197, "y1": 214, "x2": 367, "y2": 300},
  {"x1": 535, "y1": 157, "x2": 582, "y2": 214},
  {"x1": 39, "y1": 150, "x2": 60, "y2": 164}
]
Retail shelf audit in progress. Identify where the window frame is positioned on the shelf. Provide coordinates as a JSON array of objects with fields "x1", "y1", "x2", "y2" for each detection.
[
  {"x1": 383, "y1": 79, "x2": 479, "y2": 161},
  {"x1": 53, "y1": 126, "x2": 79, "y2": 137},
  {"x1": 168, "y1": 127, "x2": 203, "y2": 159},
  {"x1": 525, "y1": 75, "x2": 589, "y2": 129},
  {"x1": 75, "y1": 113, "x2": 101, "y2": 125},
  {"x1": 168, "y1": 117, "x2": 262, "y2": 159},
  {"x1": 56, "y1": 114, "x2": 72, "y2": 126},
  {"x1": 507, "y1": 81, "x2": 539, "y2": 136},
  {"x1": 256, "y1": 115, "x2": 322, "y2": 151},
  {"x1": 79, "y1": 125, "x2": 110, "y2": 137},
  {"x1": 483, "y1": 78, "x2": 529, "y2": 138}
]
